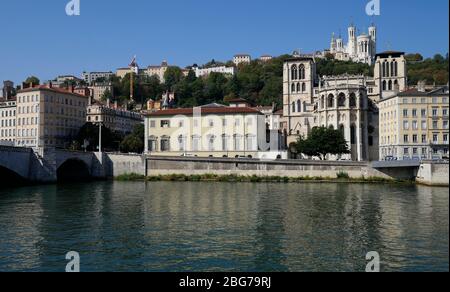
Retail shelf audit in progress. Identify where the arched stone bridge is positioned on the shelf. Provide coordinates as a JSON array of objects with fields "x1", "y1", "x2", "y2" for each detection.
[{"x1": 0, "y1": 146, "x2": 146, "y2": 183}]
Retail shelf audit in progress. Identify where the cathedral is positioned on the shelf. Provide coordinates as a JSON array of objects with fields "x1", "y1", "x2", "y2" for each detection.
[
  {"x1": 281, "y1": 50, "x2": 407, "y2": 161},
  {"x1": 329, "y1": 24, "x2": 377, "y2": 65}
]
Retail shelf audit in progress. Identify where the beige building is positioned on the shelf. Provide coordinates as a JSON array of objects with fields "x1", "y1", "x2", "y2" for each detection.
[
  {"x1": 145, "y1": 61, "x2": 169, "y2": 82},
  {"x1": 144, "y1": 104, "x2": 284, "y2": 159},
  {"x1": 15, "y1": 85, "x2": 88, "y2": 148},
  {"x1": 379, "y1": 86, "x2": 449, "y2": 160},
  {"x1": 87, "y1": 100, "x2": 143, "y2": 135},
  {"x1": 0, "y1": 98, "x2": 17, "y2": 146},
  {"x1": 88, "y1": 82, "x2": 114, "y2": 101},
  {"x1": 116, "y1": 68, "x2": 133, "y2": 79},
  {"x1": 233, "y1": 54, "x2": 251, "y2": 66},
  {"x1": 373, "y1": 51, "x2": 407, "y2": 101}
]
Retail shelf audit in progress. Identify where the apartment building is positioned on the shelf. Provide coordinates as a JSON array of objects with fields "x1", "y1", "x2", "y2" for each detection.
[
  {"x1": 15, "y1": 85, "x2": 89, "y2": 148},
  {"x1": 0, "y1": 98, "x2": 17, "y2": 146},
  {"x1": 233, "y1": 54, "x2": 251, "y2": 66},
  {"x1": 88, "y1": 82, "x2": 114, "y2": 101},
  {"x1": 193, "y1": 66, "x2": 235, "y2": 78},
  {"x1": 87, "y1": 100, "x2": 143, "y2": 135},
  {"x1": 144, "y1": 103, "x2": 285, "y2": 158},
  {"x1": 82, "y1": 71, "x2": 114, "y2": 85},
  {"x1": 379, "y1": 86, "x2": 449, "y2": 160}
]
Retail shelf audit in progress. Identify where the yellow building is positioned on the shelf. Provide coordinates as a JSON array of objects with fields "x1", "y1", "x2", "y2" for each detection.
[
  {"x1": 379, "y1": 86, "x2": 449, "y2": 160},
  {"x1": 16, "y1": 85, "x2": 88, "y2": 148},
  {"x1": 143, "y1": 104, "x2": 284, "y2": 159}
]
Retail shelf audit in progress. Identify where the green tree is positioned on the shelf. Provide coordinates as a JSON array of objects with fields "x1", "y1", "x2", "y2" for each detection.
[
  {"x1": 24, "y1": 76, "x2": 40, "y2": 85},
  {"x1": 120, "y1": 124, "x2": 145, "y2": 153},
  {"x1": 75, "y1": 123, "x2": 122, "y2": 152},
  {"x1": 294, "y1": 126, "x2": 350, "y2": 160},
  {"x1": 164, "y1": 66, "x2": 183, "y2": 91}
]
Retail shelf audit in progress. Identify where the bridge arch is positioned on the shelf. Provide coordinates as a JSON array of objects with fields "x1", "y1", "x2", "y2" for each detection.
[
  {"x1": 0, "y1": 165, "x2": 28, "y2": 186},
  {"x1": 57, "y1": 158, "x2": 91, "y2": 182}
]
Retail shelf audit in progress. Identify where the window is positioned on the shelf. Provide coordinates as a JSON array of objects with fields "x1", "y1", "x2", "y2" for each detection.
[
  {"x1": 433, "y1": 121, "x2": 438, "y2": 129},
  {"x1": 422, "y1": 135, "x2": 427, "y2": 143},
  {"x1": 403, "y1": 121, "x2": 409, "y2": 130},
  {"x1": 421, "y1": 120, "x2": 427, "y2": 130},
  {"x1": 178, "y1": 136, "x2": 186, "y2": 151},
  {"x1": 412, "y1": 121, "x2": 418, "y2": 130},
  {"x1": 208, "y1": 119, "x2": 214, "y2": 127},
  {"x1": 413, "y1": 135, "x2": 418, "y2": 143},
  {"x1": 432, "y1": 109, "x2": 438, "y2": 117},
  {"x1": 404, "y1": 148, "x2": 409, "y2": 155},
  {"x1": 433, "y1": 134, "x2": 438, "y2": 143},
  {"x1": 404, "y1": 135, "x2": 409, "y2": 143},
  {"x1": 421, "y1": 109, "x2": 427, "y2": 117},
  {"x1": 222, "y1": 135, "x2": 228, "y2": 151},
  {"x1": 161, "y1": 120, "x2": 170, "y2": 128},
  {"x1": 403, "y1": 109, "x2": 408, "y2": 117},
  {"x1": 338, "y1": 93, "x2": 346, "y2": 107},
  {"x1": 160, "y1": 137, "x2": 170, "y2": 151},
  {"x1": 234, "y1": 135, "x2": 242, "y2": 151},
  {"x1": 412, "y1": 109, "x2": 417, "y2": 117},
  {"x1": 444, "y1": 134, "x2": 448, "y2": 144},
  {"x1": 192, "y1": 136, "x2": 200, "y2": 151},
  {"x1": 150, "y1": 121, "x2": 156, "y2": 128},
  {"x1": 327, "y1": 94, "x2": 334, "y2": 108},
  {"x1": 443, "y1": 108, "x2": 448, "y2": 116},
  {"x1": 444, "y1": 121, "x2": 449, "y2": 129},
  {"x1": 349, "y1": 93, "x2": 357, "y2": 107}
]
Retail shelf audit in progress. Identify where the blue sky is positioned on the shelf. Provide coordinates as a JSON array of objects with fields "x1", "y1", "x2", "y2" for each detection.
[{"x1": 0, "y1": 0, "x2": 448, "y2": 85}]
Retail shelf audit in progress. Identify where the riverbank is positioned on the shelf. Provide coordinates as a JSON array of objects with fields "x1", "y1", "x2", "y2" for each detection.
[{"x1": 116, "y1": 172, "x2": 415, "y2": 184}]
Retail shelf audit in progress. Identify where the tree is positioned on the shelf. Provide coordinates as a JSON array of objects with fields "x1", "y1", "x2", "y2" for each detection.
[
  {"x1": 294, "y1": 126, "x2": 350, "y2": 160},
  {"x1": 75, "y1": 123, "x2": 122, "y2": 152},
  {"x1": 120, "y1": 124, "x2": 145, "y2": 153},
  {"x1": 164, "y1": 66, "x2": 183, "y2": 91},
  {"x1": 24, "y1": 76, "x2": 40, "y2": 85}
]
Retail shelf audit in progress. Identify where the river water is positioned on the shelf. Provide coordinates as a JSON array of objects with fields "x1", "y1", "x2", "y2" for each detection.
[{"x1": 0, "y1": 181, "x2": 448, "y2": 272}]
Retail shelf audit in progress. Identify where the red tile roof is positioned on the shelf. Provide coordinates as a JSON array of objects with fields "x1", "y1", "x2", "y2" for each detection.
[
  {"x1": 17, "y1": 85, "x2": 89, "y2": 98},
  {"x1": 145, "y1": 107, "x2": 262, "y2": 117}
]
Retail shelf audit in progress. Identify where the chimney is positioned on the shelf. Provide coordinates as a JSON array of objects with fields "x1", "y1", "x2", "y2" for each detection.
[{"x1": 418, "y1": 80, "x2": 426, "y2": 92}]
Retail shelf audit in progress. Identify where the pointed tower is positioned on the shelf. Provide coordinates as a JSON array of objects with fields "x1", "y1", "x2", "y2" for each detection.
[
  {"x1": 347, "y1": 24, "x2": 357, "y2": 57},
  {"x1": 330, "y1": 33, "x2": 337, "y2": 54}
]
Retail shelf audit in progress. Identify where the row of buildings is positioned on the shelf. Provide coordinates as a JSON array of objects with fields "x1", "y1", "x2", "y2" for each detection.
[
  {"x1": 141, "y1": 51, "x2": 448, "y2": 161},
  {"x1": 0, "y1": 83, "x2": 143, "y2": 149}
]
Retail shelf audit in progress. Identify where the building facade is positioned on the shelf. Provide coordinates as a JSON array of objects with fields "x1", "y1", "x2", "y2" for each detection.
[
  {"x1": 15, "y1": 85, "x2": 88, "y2": 148},
  {"x1": 379, "y1": 86, "x2": 449, "y2": 160},
  {"x1": 144, "y1": 104, "x2": 283, "y2": 158},
  {"x1": 88, "y1": 82, "x2": 114, "y2": 101},
  {"x1": 144, "y1": 61, "x2": 169, "y2": 82},
  {"x1": 373, "y1": 51, "x2": 407, "y2": 101},
  {"x1": 194, "y1": 66, "x2": 235, "y2": 78},
  {"x1": 82, "y1": 71, "x2": 114, "y2": 85},
  {"x1": 233, "y1": 54, "x2": 251, "y2": 66},
  {"x1": 2, "y1": 81, "x2": 14, "y2": 99},
  {"x1": 0, "y1": 98, "x2": 17, "y2": 146},
  {"x1": 87, "y1": 101, "x2": 143, "y2": 135}
]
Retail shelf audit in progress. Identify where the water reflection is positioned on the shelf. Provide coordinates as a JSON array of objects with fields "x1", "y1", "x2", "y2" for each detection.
[{"x1": 0, "y1": 182, "x2": 448, "y2": 272}]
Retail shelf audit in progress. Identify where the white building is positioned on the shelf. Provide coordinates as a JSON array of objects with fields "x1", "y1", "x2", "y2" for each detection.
[
  {"x1": 329, "y1": 24, "x2": 377, "y2": 65},
  {"x1": 144, "y1": 103, "x2": 285, "y2": 159},
  {"x1": 233, "y1": 54, "x2": 251, "y2": 66},
  {"x1": 87, "y1": 100, "x2": 143, "y2": 136},
  {"x1": 194, "y1": 66, "x2": 235, "y2": 78},
  {"x1": 0, "y1": 98, "x2": 17, "y2": 146},
  {"x1": 82, "y1": 71, "x2": 114, "y2": 85}
]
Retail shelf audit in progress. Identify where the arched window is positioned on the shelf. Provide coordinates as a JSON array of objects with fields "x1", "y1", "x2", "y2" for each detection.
[
  {"x1": 299, "y1": 65, "x2": 305, "y2": 79},
  {"x1": 291, "y1": 83, "x2": 296, "y2": 93},
  {"x1": 338, "y1": 93, "x2": 346, "y2": 107},
  {"x1": 303, "y1": 101, "x2": 307, "y2": 112},
  {"x1": 349, "y1": 93, "x2": 357, "y2": 107},
  {"x1": 297, "y1": 83, "x2": 301, "y2": 92},
  {"x1": 390, "y1": 62, "x2": 395, "y2": 77},
  {"x1": 382, "y1": 62, "x2": 386, "y2": 77},
  {"x1": 321, "y1": 95, "x2": 325, "y2": 109},
  {"x1": 302, "y1": 82, "x2": 306, "y2": 92},
  {"x1": 388, "y1": 80, "x2": 393, "y2": 91},
  {"x1": 350, "y1": 125, "x2": 356, "y2": 145},
  {"x1": 292, "y1": 102, "x2": 295, "y2": 113},
  {"x1": 327, "y1": 94, "x2": 335, "y2": 108},
  {"x1": 382, "y1": 80, "x2": 387, "y2": 91},
  {"x1": 297, "y1": 100, "x2": 301, "y2": 113},
  {"x1": 339, "y1": 124, "x2": 345, "y2": 135},
  {"x1": 394, "y1": 61, "x2": 398, "y2": 77},
  {"x1": 394, "y1": 80, "x2": 399, "y2": 89},
  {"x1": 386, "y1": 61, "x2": 390, "y2": 77},
  {"x1": 291, "y1": 65, "x2": 298, "y2": 80}
]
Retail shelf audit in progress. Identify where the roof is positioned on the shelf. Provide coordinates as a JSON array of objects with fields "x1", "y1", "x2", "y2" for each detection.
[
  {"x1": 227, "y1": 97, "x2": 250, "y2": 103},
  {"x1": 145, "y1": 107, "x2": 263, "y2": 117},
  {"x1": 234, "y1": 54, "x2": 251, "y2": 57},
  {"x1": 397, "y1": 86, "x2": 449, "y2": 97},
  {"x1": 17, "y1": 85, "x2": 89, "y2": 98},
  {"x1": 285, "y1": 56, "x2": 315, "y2": 62},
  {"x1": 376, "y1": 51, "x2": 405, "y2": 58}
]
